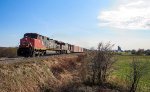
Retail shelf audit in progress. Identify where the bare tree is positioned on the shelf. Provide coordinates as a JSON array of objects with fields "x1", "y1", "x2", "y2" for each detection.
[
  {"x1": 91, "y1": 42, "x2": 116, "y2": 85},
  {"x1": 128, "y1": 57, "x2": 150, "y2": 92}
]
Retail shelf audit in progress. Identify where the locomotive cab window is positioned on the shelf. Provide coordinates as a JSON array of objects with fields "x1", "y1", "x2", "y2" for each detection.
[
  {"x1": 24, "y1": 33, "x2": 38, "y2": 39},
  {"x1": 42, "y1": 36, "x2": 44, "y2": 39}
]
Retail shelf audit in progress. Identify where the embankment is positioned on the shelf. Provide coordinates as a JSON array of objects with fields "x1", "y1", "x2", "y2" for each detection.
[{"x1": 0, "y1": 53, "x2": 85, "y2": 92}]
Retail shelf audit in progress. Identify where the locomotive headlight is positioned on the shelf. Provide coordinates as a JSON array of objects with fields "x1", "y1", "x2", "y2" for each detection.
[{"x1": 22, "y1": 41, "x2": 27, "y2": 45}]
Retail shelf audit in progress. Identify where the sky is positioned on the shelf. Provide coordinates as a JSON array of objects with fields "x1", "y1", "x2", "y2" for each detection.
[{"x1": 0, "y1": 0, "x2": 150, "y2": 50}]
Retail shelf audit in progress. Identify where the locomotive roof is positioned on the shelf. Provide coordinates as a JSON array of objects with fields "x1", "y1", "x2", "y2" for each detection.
[
  {"x1": 25, "y1": 33, "x2": 39, "y2": 35},
  {"x1": 24, "y1": 33, "x2": 73, "y2": 46}
]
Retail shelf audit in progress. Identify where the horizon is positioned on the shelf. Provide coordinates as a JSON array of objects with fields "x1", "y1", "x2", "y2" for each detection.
[{"x1": 0, "y1": 0, "x2": 150, "y2": 50}]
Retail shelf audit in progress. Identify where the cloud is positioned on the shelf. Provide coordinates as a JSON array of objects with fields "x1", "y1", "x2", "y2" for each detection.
[{"x1": 98, "y1": 0, "x2": 150, "y2": 30}]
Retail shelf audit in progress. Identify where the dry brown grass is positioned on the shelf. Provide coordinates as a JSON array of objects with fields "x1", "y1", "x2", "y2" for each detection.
[
  {"x1": 0, "y1": 53, "x2": 86, "y2": 92},
  {"x1": 0, "y1": 47, "x2": 17, "y2": 58}
]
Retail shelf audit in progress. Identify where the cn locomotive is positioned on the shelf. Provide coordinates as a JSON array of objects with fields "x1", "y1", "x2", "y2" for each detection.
[{"x1": 17, "y1": 33, "x2": 84, "y2": 57}]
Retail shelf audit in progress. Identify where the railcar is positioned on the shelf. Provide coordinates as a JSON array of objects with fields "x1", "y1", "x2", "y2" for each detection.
[{"x1": 17, "y1": 33, "x2": 84, "y2": 57}]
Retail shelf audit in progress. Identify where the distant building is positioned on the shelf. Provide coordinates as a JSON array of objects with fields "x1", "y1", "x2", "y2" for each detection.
[{"x1": 117, "y1": 46, "x2": 123, "y2": 52}]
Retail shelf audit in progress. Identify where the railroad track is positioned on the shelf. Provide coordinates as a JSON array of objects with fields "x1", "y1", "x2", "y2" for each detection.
[{"x1": 0, "y1": 53, "x2": 83, "y2": 64}]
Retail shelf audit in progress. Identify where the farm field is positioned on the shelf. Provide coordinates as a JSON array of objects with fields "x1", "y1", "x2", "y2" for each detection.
[{"x1": 109, "y1": 55, "x2": 150, "y2": 92}]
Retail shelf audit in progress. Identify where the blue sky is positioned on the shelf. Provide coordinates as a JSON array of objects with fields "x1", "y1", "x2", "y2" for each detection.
[{"x1": 0, "y1": 0, "x2": 150, "y2": 50}]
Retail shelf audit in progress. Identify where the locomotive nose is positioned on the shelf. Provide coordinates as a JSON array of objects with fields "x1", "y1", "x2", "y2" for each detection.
[{"x1": 21, "y1": 37, "x2": 32, "y2": 47}]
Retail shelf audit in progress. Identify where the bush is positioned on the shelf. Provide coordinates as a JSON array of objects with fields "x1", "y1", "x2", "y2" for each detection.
[
  {"x1": 81, "y1": 42, "x2": 116, "y2": 85},
  {"x1": 0, "y1": 47, "x2": 17, "y2": 58},
  {"x1": 127, "y1": 57, "x2": 150, "y2": 92}
]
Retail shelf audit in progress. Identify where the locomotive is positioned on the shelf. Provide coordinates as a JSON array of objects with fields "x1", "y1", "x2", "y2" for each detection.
[{"x1": 17, "y1": 33, "x2": 84, "y2": 57}]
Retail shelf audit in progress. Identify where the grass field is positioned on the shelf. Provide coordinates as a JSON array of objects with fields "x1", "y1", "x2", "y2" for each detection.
[{"x1": 109, "y1": 55, "x2": 150, "y2": 92}]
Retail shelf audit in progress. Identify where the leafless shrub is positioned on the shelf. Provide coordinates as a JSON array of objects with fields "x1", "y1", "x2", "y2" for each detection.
[
  {"x1": 127, "y1": 57, "x2": 150, "y2": 92},
  {"x1": 92, "y1": 42, "x2": 116, "y2": 85},
  {"x1": 81, "y1": 42, "x2": 116, "y2": 86}
]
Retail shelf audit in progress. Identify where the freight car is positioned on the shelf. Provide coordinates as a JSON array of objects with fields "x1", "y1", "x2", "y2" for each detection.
[{"x1": 17, "y1": 33, "x2": 84, "y2": 57}]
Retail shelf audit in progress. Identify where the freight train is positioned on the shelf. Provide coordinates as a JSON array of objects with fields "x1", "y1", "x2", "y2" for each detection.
[{"x1": 17, "y1": 33, "x2": 84, "y2": 57}]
